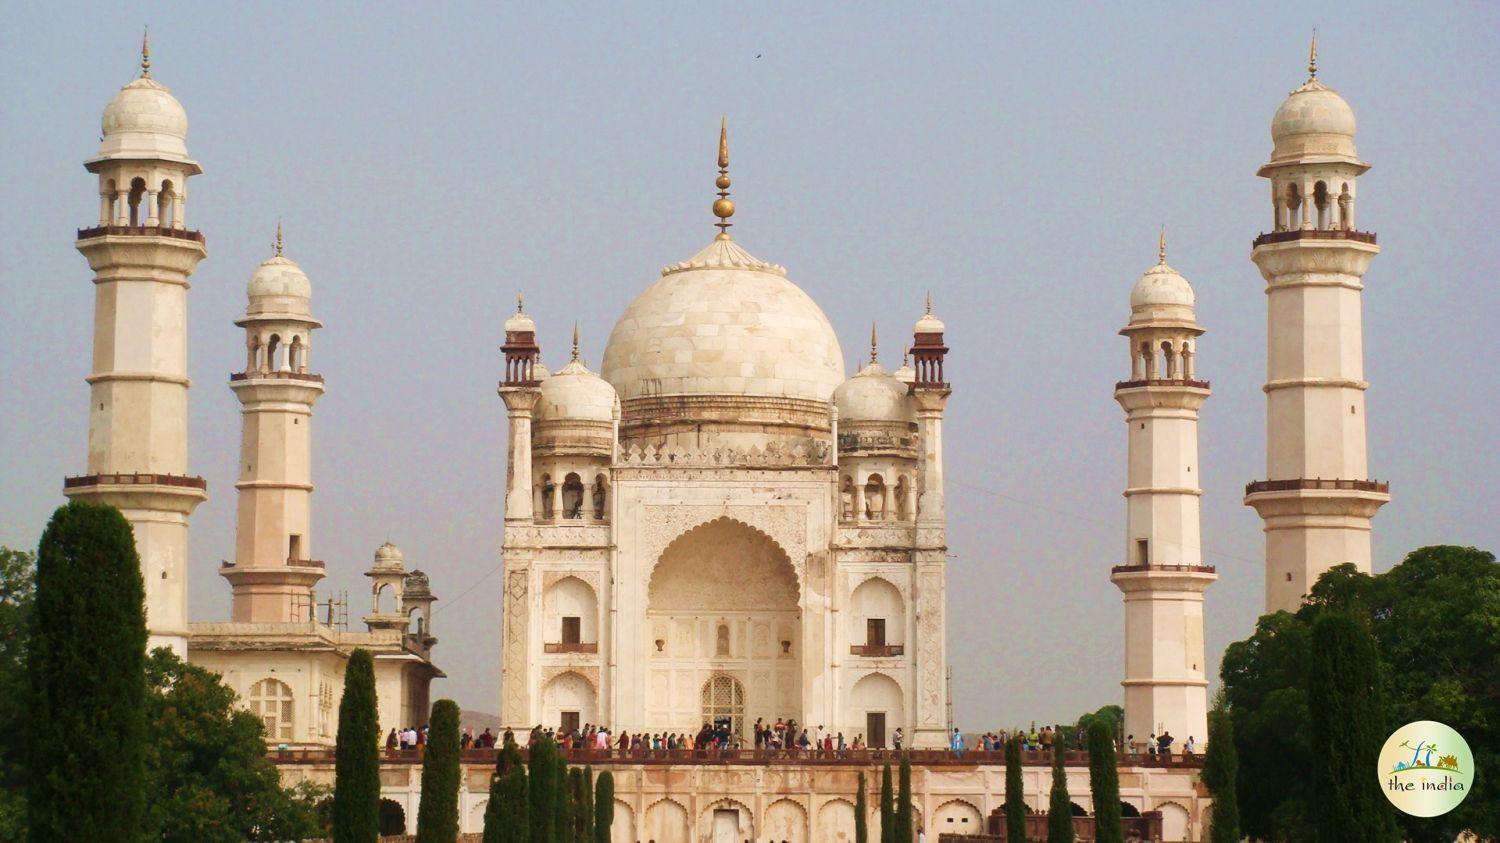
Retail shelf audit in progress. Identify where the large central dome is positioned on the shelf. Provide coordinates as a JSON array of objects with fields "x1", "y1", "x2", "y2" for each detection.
[{"x1": 601, "y1": 238, "x2": 845, "y2": 402}]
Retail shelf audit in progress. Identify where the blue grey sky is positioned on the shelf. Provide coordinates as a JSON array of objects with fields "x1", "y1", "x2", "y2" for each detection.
[{"x1": 3, "y1": 3, "x2": 1497, "y2": 729}]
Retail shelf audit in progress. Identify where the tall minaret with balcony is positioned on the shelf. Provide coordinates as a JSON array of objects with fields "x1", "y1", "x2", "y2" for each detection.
[
  {"x1": 910, "y1": 296, "x2": 951, "y2": 749},
  {"x1": 220, "y1": 228, "x2": 326, "y2": 622},
  {"x1": 64, "y1": 38, "x2": 207, "y2": 654},
  {"x1": 1111, "y1": 235, "x2": 1216, "y2": 747},
  {"x1": 1244, "y1": 40, "x2": 1389, "y2": 613},
  {"x1": 498, "y1": 298, "x2": 543, "y2": 726}
]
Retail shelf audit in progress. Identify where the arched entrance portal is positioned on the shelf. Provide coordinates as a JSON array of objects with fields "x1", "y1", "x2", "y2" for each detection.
[{"x1": 646, "y1": 518, "x2": 801, "y2": 735}]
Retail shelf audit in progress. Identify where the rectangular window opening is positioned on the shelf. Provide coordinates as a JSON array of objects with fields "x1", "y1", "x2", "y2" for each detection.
[
  {"x1": 867, "y1": 618, "x2": 887, "y2": 647},
  {"x1": 1137, "y1": 539, "x2": 1149, "y2": 565},
  {"x1": 561, "y1": 616, "x2": 581, "y2": 644}
]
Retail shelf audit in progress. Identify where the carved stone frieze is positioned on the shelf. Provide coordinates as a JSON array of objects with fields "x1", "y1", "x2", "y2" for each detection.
[
  {"x1": 617, "y1": 440, "x2": 831, "y2": 468},
  {"x1": 504, "y1": 523, "x2": 613, "y2": 549}
]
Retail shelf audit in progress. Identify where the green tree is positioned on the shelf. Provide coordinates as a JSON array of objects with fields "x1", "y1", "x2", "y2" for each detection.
[
  {"x1": 1307, "y1": 612, "x2": 1400, "y2": 842},
  {"x1": 333, "y1": 648, "x2": 381, "y2": 843},
  {"x1": 552, "y1": 746, "x2": 570, "y2": 842},
  {"x1": 1087, "y1": 719, "x2": 1122, "y2": 843},
  {"x1": 879, "y1": 762, "x2": 895, "y2": 843},
  {"x1": 0, "y1": 547, "x2": 35, "y2": 841},
  {"x1": 1005, "y1": 736, "x2": 1026, "y2": 842},
  {"x1": 567, "y1": 767, "x2": 585, "y2": 841},
  {"x1": 26, "y1": 502, "x2": 147, "y2": 843},
  {"x1": 895, "y1": 751, "x2": 913, "y2": 843},
  {"x1": 592, "y1": 770, "x2": 613, "y2": 843},
  {"x1": 529, "y1": 734, "x2": 557, "y2": 842},
  {"x1": 140, "y1": 649, "x2": 326, "y2": 841},
  {"x1": 854, "y1": 771, "x2": 868, "y2": 843},
  {"x1": 1047, "y1": 735, "x2": 1074, "y2": 843},
  {"x1": 482, "y1": 741, "x2": 527, "y2": 843},
  {"x1": 579, "y1": 765, "x2": 594, "y2": 841},
  {"x1": 416, "y1": 699, "x2": 462, "y2": 842},
  {"x1": 1073, "y1": 704, "x2": 1122, "y2": 746},
  {"x1": 1221, "y1": 547, "x2": 1500, "y2": 842},
  {"x1": 1199, "y1": 707, "x2": 1239, "y2": 843}
]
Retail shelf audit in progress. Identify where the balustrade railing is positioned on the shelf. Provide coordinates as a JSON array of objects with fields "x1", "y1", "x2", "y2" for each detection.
[
  {"x1": 1110, "y1": 564, "x2": 1217, "y2": 575},
  {"x1": 77, "y1": 224, "x2": 205, "y2": 243},
  {"x1": 64, "y1": 472, "x2": 206, "y2": 490},
  {"x1": 1252, "y1": 228, "x2": 1376, "y2": 247},
  {"x1": 1114, "y1": 378, "x2": 1210, "y2": 390},
  {"x1": 850, "y1": 644, "x2": 904, "y2": 657},
  {"x1": 230, "y1": 370, "x2": 325, "y2": 383},
  {"x1": 1245, "y1": 478, "x2": 1389, "y2": 495},
  {"x1": 543, "y1": 642, "x2": 598, "y2": 654}
]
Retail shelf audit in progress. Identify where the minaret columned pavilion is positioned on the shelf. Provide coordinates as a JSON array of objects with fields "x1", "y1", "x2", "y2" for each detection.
[
  {"x1": 1244, "y1": 39, "x2": 1389, "y2": 613},
  {"x1": 64, "y1": 36, "x2": 207, "y2": 654},
  {"x1": 1111, "y1": 234, "x2": 1215, "y2": 748},
  {"x1": 221, "y1": 226, "x2": 327, "y2": 622}
]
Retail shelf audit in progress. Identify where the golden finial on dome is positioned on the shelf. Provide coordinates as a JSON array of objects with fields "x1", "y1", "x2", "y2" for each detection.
[
  {"x1": 274, "y1": 218, "x2": 283, "y2": 257},
  {"x1": 141, "y1": 26, "x2": 151, "y2": 77},
  {"x1": 869, "y1": 322, "x2": 879, "y2": 365},
  {"x1": 1158, "y1": 225, "x2": 1167, "y2": 265},
  {"x1": 571, "y1": 321, "x2": 580, "y2": 362},
  {"x1": 713, "y1": 116, "x2": 735, "y2": 240},
  {"x1": 516, "y1": 292, "x2": 525, "y2": 313},
  {"x1": 1308, "y1": 29, "x2": 1318, "y2": 81},
  {"x1": 925, "y1": 290, "x2": 932, "y2": 315}
]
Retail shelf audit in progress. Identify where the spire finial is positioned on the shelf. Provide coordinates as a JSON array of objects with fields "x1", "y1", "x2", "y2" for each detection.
[
  {"x1": 713, "y1": 116, "x2": 735, "y2": 240},
  {"x1": 516, "y1": 292, "x2": 525, "y2": 314},
  {"x1": 141, "y1": 26, "x2": 151, "y2": 77},
  {"x1": 1158, "y1": 225, "x2": 1167, "y2": 265},
  {"x1": 1308, "y1": 29, "x2": 1318, "y2": 80},
  {"x1": 274, "y1": 218, "x2": 283, "y2": 256},
  {"x1": 571, "y1": 321, "x2": 580, "y2": 362},
  {"x1": 902, "y1": 346, "x2": 911, "y2": 366},
  {"x1": 869, "y1": 322, "x2": 879, "y2": 365},
  {"x1": 925, "y1": 290, "x2": 932, "y2": 315}
]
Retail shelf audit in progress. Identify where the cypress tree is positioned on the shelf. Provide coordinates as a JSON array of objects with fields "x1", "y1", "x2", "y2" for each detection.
[
  {"x1": 854, "y1": 771, "x2": 869, "y2": 843},
  {"x1": 895, "y1": 751, "x2": 914, "y2": 843},
  {"x1": 1047, "y1": 735, "x2": 1074, "y2": 843},
  {"x1": 592, "y1": 770, "x2": 614, "y2": 843},
  {"x1": 1087, "y1": 719, "x2": 1123, "y2": 843},
  {"x1": 1307, "y1": 612, "x2": 1401, "y2": 843},
  {"x1": 482, "y1": 741, "x2": 528, "y2": 843},
  {"x1": 26, "y1": 501, "x2": 147, "y2": 843},
  {"x1": 529, "y1": 735, "x2": 556, "y2": 842},
  {"x1": 333, "y1": 648, "x2": 381, "y2": 843},
  {"x1": 580, "y1": 765, "x2": 594, "y2": 841},
  {"x1": 879, "y1": 762, "x2": 895, "y2": 843},
  {"x1": 553, "y1": 746, "x2": 570, "y2": 842},
  {"x1": 1005, "y1": 736, "x2": 1026, "y2": 842},
  {"x1": 1200, "y1": 707, "x2": 1240, "y2": 843},
  {"x1": 568, "y1": 767, "x2": 586, "y2": 841},
  {"x1": 416, "y1": 699, "x2": 462, "y2": 842}
]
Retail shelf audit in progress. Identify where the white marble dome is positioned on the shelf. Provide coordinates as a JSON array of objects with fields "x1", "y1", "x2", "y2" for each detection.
[
  {"x1": 505, "y1": 310, "x2": 536, "y2": 334},
  {"x1": 99, "y1": 76, "x2": 191, "y2": 162},
  {"x1": 536, "y1": 359, "x2": 617, "y2": 423},
  {"x1": 601, "y1": 238, "x2": 845, "y2": 403},
  {"x1": 1270, "y1": 80, "x2": 1358, "y2": 162},
  {"x1": 834, "y1": 362, "x2": 914, "y2": 424},
  {"x1": 373, "y1": 542, "x2": 405, "y2": 570},
  {"x1": 244, "y1": 255, "x2": 314, "y2": 318},
  {"x1": 914, "y1": 312, "x2": 945, "y2": 335},
  {"x1": 1130, "y1": 263, "x2": 1196, "y2": 323}
]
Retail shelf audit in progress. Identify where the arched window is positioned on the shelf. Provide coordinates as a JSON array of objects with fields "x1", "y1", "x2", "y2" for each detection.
[
  {"x1": 266, "y1": 334, "x2": 282, "y2": 372},
  {"x1": 1285, "y1": 182, "x2": 1302, "y2": 229},
  {"x1": 375, "y1": 582, "x2": 395, "y2": 613},
  {"x1": 1313, "y1": 181, "x2": 1330, "y2": 230},
  {"x1": 700, "y1": 674, "x2": 746, "y2": 736},
  {"x1": 864, "y1": 474, "x2": 886, "y2": 521},
  {"x1": 716, "y1": 624, "x2": 731, "y2": 657},
  {"x1": 127, "y1": 177, "x2": 146, "y2": 226},
  {"x1": 1161, "y1": 340, "x2": 1178, "y2": 379},
  {"x1": 248, "y1": 678, "x2": 295, "y2": 741},
  {"x1": 562, "y1": 473, "x2": 584, "y2": 519}
]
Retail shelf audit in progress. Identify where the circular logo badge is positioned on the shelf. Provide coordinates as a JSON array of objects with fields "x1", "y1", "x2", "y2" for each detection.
[{"x1": 1379, "y1": 720, "x2": 1474, "y2": 817}]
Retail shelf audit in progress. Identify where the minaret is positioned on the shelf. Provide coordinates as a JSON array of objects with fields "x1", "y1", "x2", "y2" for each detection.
[
  {"x1": 220, "y1": 226, "x2": 326, "y2": 622},
  {"x1": 64, "y1": 37, "x2": 207, "y2": 654},
  {"x1": 1111, "y1": 234, "x2": 1216, "y2": 748},
  {"x1": 1245, "y1": 38, "x2": 1388, "y2": 613},
  {"x1": 498, "y1": 295, "x2": 543, "y2": 522},
  {"x1": 909, "y1": 294, "x2": 951, "y2": 749}
]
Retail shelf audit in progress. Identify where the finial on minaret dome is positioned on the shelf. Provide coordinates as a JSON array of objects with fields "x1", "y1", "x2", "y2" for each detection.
[
  {"x1": 713, "y1": 116, "x2": 735, "y2": 240},
  {"x1": 517, "y1": 292, "x2": 525, "y2": 314},
  {"x1": 1308, "y1": 29, "x2": 1318, "y2": 80},
  {"x1": 869, "y1": 322, "x2": 879, "y2": 365},
  {"x1": 140, "y1": 26, "x2": 151, "y2": 77},
  {"x1": 274, "y1": 218, "x2": 284, "y2": 257},
  {"x1": 1158, "y1": 225, "x2": 1167, "y2": 265},
  {"x1": 572, "y1": 321, "x2": 581, "y2": 362}
]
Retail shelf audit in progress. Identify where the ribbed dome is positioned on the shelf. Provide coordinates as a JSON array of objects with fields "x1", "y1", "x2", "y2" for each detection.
[
  {"x1": 601, "y1": 238, "x2": 845, "y2": 403},
  {"x1": 1269, "y1": 79, "x2": 1358, "y2": 162},
  {"x1": 1129, "y1": 262, "x2": 1196, "y2": 324},
  {"x1": 372, "y1": 542, "x2": 405, "y2": 570},
  {"x1": 834, "y1": 362, "x2": 914, "y2": 424},
  {"x1": 98, "y1": 76, "x2": 191, "y2": 163},
  {"x1": 505, "y1": 310, "x2": 536, "y2": 334},
  {"x1": 243, "y1": 255, "x2": 316, "y2": 320},
  {"x1": 536, "y1": 359, "x2": 617, "y2": 423}
]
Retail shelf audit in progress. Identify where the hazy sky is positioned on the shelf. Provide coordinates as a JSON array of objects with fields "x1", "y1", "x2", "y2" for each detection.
[{"x1": 3, "y1": 3, "x2": 1497, "y2": 730}]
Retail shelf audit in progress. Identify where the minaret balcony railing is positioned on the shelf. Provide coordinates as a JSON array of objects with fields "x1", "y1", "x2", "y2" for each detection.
[
  {"x1": 850, "y1": 644, "x2": 905, "y2": 657},
  {"x1": 1252, "y1": 228, "x2": 1376, "y2": 248},
  {"x1": 1114, "y1": 378, "x2": 1211, "y2": 390},
  {"x1": 64, "y1": 472, "x2": 206, "y2": 490},
  {"x1": 230, "y1": 370, "x2": 325, "y2": 383},
  {"x1": 543, "y1": 642, "x2": 599, "y2": 654},
  {"x1": 1110, "y1": 564, "x2": 1217, "y2": 576},
  {"x1": 1245, "y1": 478, "x2": 1389, "y2": 495},
  {"x1": 287, "y1": 558, "x2": 326, "y2": 569},
  {"x1": 77, "y1": 224, "x2": 206, "y2": 244}
]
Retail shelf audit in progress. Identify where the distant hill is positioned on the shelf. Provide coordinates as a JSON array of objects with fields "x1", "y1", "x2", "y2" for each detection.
[{"x1": 461, "y1": 709, "x2": 505, "y2": 734}]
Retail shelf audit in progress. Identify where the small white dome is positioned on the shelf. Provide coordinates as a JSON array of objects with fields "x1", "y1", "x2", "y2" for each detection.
[
  {"x1": 834, "y1": 362, "x2": 915, "y2": 424},
  {"x1": 1270, "y1": 79, "x2": 1358, "y2": 162},
  {"x1": 1129, "y1": 262, "x2": 1196, "y2": 323},
  {"x1": 505, "y1": 310, "x2": 536, "y2": 334},
  {"x1": 602, "y1": 238, "x2": 845, "y2": 403},
  {"x1": 914, "y1": 312, "x2": 945, "y2": 335},
  {"x1": 892, "y1": 360, "x2": 916, "y2": 385},
  {"x1": 99, "y1": 76, "x2": 191, "y2": 162},
  {"x1": 373, "y1": 542, "x2": 405, "y2": 570},
  {"x1": 247, "y1": 255, "x2": 311, "y2": 299},
  {"x1": 532, "y1": 361, "x2": 552, "y2": 380},
  {"x1": 536, "y1": 359, "x2": 617, "y2": 423}
]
